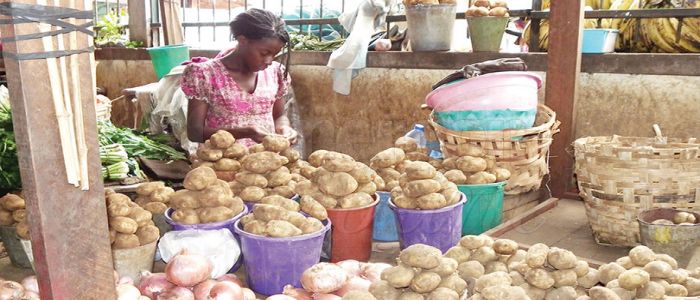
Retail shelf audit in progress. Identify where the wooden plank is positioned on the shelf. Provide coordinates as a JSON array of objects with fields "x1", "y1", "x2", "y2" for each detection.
[
  {"x1": 128, "y1": 0, "x2": 150, "y2": 46},
  {"x1": 0, "y1": 0, "x2": 116, "y2": 298},
  {"x1": 517, "y1": 242, "x2": 606, "y2": 268},
  {"x1": 484, "y1": 198, "x2": 560, "y2": 238},
  {"x1": 544, "y1": 0, "x2": 584, "y2": 199}
]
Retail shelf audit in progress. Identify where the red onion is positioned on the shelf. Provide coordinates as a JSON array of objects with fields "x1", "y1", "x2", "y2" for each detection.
[
  {"x1": 241, "y1": 288, "x2": 256, "y2": 300},
  {"x1": 283, "y1": 285, "x2": 312, "y2": 300},
  {"x1": 20, "y1": 276, "x2": 38, "y2": 294},
  {"x1": 138, "y1": 271, "x2": 175, "y2": 299},
  {"x1": 215, "y1": 274, "x2": 244, "y2": 287},
  {"x1": 22, "y1": 291, "x2": 40, "y2": 300},
  {"x1": 192, "y1": 279, "x2": 216, "y2": 300},
  {"x1": 116, "y1": 284, "x2": 141, "y2": 300},
  {"x1": 208, "y1": 281, "x2": 243, "y2": 300},
  {"x1": 335, "y1": 260, "x2": 364, "y2": 278},
  {"x1": 360, "y1": 263, "x2": 392, "y2": 282},
  {"x1": 0, "y1": 281, "x2": 24, "y2": 300},
  {"x1": 332, "y1": 277, "x2": 371, "y2": 297},
  {"x1": 300, "y1": 263, "x2": 348, "y2": 293},
  {"x1": 157, "y1": 287, "x2": 195, "y2": 300},
  {"x1": 165, "y1": 249, "x2": 212, "y2": 287}
]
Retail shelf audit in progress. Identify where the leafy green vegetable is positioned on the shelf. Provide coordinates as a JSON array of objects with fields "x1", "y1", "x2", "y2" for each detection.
[
  {"x1": 290, "y1": 33, "x2": 346, "y2": 51},
  {"x1": 97, "y1": 120, "x2": 186, "y2": 161},
  {"x1": 0, "y1": 101, "x2": 20, "y2": 190}
]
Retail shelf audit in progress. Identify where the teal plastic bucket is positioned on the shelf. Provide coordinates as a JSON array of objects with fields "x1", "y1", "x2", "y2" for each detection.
[
  {"x1": 147, "y1": 44, "x2": 190, "y2": 79},
  {"x1": 457, "y1": 182, "x2": 506, "y2": 235},
  {"x1": 433, "y1": 109, "x2": 537, "y2": 132},
  {"x1": 372, "y1": 191, "x2": 398, "y2": 242}
]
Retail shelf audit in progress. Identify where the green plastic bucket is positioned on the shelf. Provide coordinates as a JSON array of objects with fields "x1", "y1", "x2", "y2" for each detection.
[
  {"x1": 147, "y1": 45, "x2": 190, "y2": 80},
  {"x1": 466, "y1": 16, "x2": 509, "y2": 52},
  {"x1": 457, "y1": 182, "x2": 506, "y2": 235}
]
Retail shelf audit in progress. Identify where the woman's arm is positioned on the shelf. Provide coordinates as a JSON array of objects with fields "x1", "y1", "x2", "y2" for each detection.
[
  {"x1": 187, "y1": 99, "x2": 264, "y2": 143},
  {"x1": 272, "y1": 95, "x2": 298, "y2": 144}
]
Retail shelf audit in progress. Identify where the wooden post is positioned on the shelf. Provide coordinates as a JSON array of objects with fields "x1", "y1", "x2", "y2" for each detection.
[
  {"x1": 128, "y1": 0, "x2": 150, "y2": 46},
  {"x1": 544, "y1": 0, "x2": 584, "y2": 199},
  {"x1": 0, "y1": 0, "x2": 117, "y2": 298}
]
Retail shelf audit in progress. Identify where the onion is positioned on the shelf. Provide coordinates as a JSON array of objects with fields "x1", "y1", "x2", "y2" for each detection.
[
  {"x1": 335, "y1": 260, "x2": 364, "y2": 278},
  {"x1": 215, "y1": 274, "x2": 245, "y2": 287},
  {"x1": 20, "y1": 276, "x2": 38, "y2": 294},
  {"x1": 374, "y1": 39, "x2": 392, "y2": 51},
  {"x1": 157, "y1": 287, "x2": 195, "y2": 300},
  {"x1": 192, "y1": 279, "x2": 216, "y2": 300},
  {"x1": 208, "y1": 281, "x2": 243, "y2": 300},
  {"x1": 138, "y1": 271, "x2": 175, "y2": 299},
  {"x1": 116, "y1": 284, "x2": 141, "y2": 300},
  {"x1": 119, "y1": 276, "x2": 135, "y2": 286},
  {"x1": 0, "y1": 281, "x2": 24, "y2": 300},
  {"x1": 165, "y1": 249, "x2": 212, "y2": 287},
  {"x1": 300, "y1": 263, "x2": 348, "y2": 293},
  {"x1": 360, "y1": 263, "x2": 392, "y2": 282},
  {"x1": 333, "y1": 277, "x2": 371, "y2": 297},
  {"x1": 311, "y1": 293, "x2": 342, "y2": 300},
  {"x1": 283, "y1": 284, "x2": 312, "y2": 300},
  {"x1": 241, "y1": 288, "x2": 256, "y2": 300},
  {"x1": 22, "y1": 291, "x2": 40, "y2": 300}
]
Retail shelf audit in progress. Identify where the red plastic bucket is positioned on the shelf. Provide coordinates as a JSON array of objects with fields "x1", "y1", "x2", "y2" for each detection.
[{"x1": 326, "y1": 195, "x2": 379, "y2": 262}]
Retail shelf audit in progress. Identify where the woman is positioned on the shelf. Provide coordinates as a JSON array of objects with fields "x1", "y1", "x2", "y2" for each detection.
[{"x1": 182, "y1": 8, "x2": 297, "y2": 147}]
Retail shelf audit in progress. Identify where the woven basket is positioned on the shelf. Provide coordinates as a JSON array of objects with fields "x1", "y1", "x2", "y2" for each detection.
[
  {"x1": 428, "y1": 104, "x2": 560, "y2": 195},
  {"x1": 574, "y1": 135, "x2": 700, "y2": 247},
  {"x1": 95, "y1": 94, "x2": 113, "y2": 121}
]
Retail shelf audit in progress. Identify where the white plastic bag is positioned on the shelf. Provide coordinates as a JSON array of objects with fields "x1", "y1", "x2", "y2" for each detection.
[{"x1": 158, "y1": 229, "x2": 241, "y2": 279}]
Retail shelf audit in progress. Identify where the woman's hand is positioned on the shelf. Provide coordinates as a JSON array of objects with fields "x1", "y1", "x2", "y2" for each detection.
[
  {"x1": 248, "y1": 127, "x2": 270, "y2": 143},
  {"x1": 276, "y1": 125, "x2": 298, "y2": 144}
]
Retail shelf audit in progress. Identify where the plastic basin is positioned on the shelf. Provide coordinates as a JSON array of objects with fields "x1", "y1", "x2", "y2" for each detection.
[
  {"x1": 433, "y1": 108, "x2": 537, "y2": 131},
  {"x1": 147, "y1": 45, "x2": 190, "y2": 80}
]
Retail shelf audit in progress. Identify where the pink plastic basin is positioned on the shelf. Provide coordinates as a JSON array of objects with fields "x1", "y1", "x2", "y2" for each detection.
[{"x1": 425, "y1": 71, "x2": 542, "y2": 112}]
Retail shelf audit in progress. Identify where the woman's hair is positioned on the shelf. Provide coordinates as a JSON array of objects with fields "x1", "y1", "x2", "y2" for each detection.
[{"x1": 230, "y1": 8, "x2": 290, "y2": 77}]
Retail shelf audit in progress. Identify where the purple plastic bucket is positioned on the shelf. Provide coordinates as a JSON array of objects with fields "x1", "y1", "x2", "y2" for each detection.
[
  {"x1": 389, "y1": 194, "x2": 466, "y2": 253},
  {"x1": 233, "y1": 218, "x2": 331, "y2": 296},
  {"x1": 164, "y1": 206, "x2": 248, "y2": 272}
]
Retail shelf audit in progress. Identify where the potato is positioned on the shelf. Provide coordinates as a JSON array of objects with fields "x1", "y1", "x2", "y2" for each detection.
[
  {"x1": 460, "y1": 235, "x2": 487, "y2": 250},
  {"x1": 458, "y1": 261, "x2": 485, "y2": 280},
  {"x1": 651, "y1": 219, "x2": 674, "y2": 225},
  {"x1": 668, "y1": 283, "x2": 689, "y2": 296},
  {"x1": 506, "y1": 271, "x2": 525, "y2": 286},
  {"x1": 629, "y1": 245, "x2": 655, "y2": 266},
  {"x1": 262, "y1": 135, "x2": 290, "y2": 153},
  {"x1": 271, "y1": 185, "x2": 296, "y2": 198},
  {"x1": 184, "y1": 166, "x2": 218, "y2": 191},
  {"x1": 382, "y1": 264, "x2": 416, "y2": 288},
  {"x1": 398, "y1": 291, "x2": 424, "y2": 300},
  {"x1": 518, "y1": 283, "x2": 545, "y2": 300},
  {"x1": 0, "y1": 194, "x2": 24, "y2": 212},
  {"x1": 370, "y1": 148, "x2": 406, "y2": 169},
  {"x1": 348, "y1": 163, "x2": 375, "y2": 184},
  {"x1": 171, "y1": 209, "x2": 200, "y2": 224},
  {"x1": 378, "y1": 168, "x2": 402, "y2": 182},
  {"x1": 427, "y1": 257, "x2": 458, "y2": 277},
  {"x1": 0, "y1": 210, "x2": 14, "y2": 226},
  {"x1": 243, "y1": 220, "x2": 267, "y2": 235},
  {"x1": 281, "y1": 210, "x2": 307, "y2": 228},
  {"x1": 338, "y1": 192, "x2": 373, "y2": 209},
  {"x1": 445, "y1": 246, "x2": 471, "y2": 264},
  {"x1": 252, "y1": 204, "x2": 288, "y2": 222},
  {"x1": 192, "y1": 160, "x2": 215, "y2": 169},
  {"x1": 317, "y1": 172, "x2": 358, "y2": 197},
  {"x1": 16, "y1": 221, "x2": 29, "y2": 239},
  {"x1": 404, "y1": 161, "x2": 436, "y2": 181},
  {"x1": 399, "y1": 244, "x2": 442, "y2": 269},
  {"x1": 433, "y1": 172, "x2": 451, "y2": 191},
  {"x1": 472, "y1": 246, "x2": 498, "y2": 265},
  {"x1": 295, "y1": 180, "x2": 319, "y2": 196},
  {"x1": 526, "y1": 268, "x2": 555, "y2": 290},
  {"x1": 544, "y1": 286, "x2": 576, "y2": 300},
  {"x1": 587, "y1": 287, "x2": 622, "y2": 300},
  {"x1": 673, "y1": 211, "x2": 693, "y2": 224},
  {"x1": 267, "y1": 167, "x2": 293, "y2": 188},
  {"x1": 105, "y1": 188, "x2": 116, "y2": 195},
  {"x1": 404, "y1": 179, "x2": 441, "y2": 198},
  {"x1": 356, "y1": 182, "x2": 378, "y2": 195},
  {"x1": 685, "y1": 276, "x2": 700, "y2": 296},
  {"x1": 618, "y1": 268, "x2": 650, "y2": 290},
  {"x1": 236, "y1": 172, "x2": 269, "y2": 188},
  {"x1": 475, "y1": 271, "x2": 511, "y2": 293},
  {"x1": 415, "y1": 193, "x2": 446, "y2": 210},
  {"x1": 299, "y1": 196, "x2": 327, "y2": 221},
  {"x1": 373, "y1": 176, "x2": 386, "y2": 191},
  {"x1": 493, "y1": 239, "x2": 518, "y2": 255},
  {"x1": 142, "y1": 202, "x2": 167, "y2": 214},
  {"x1": 213, "y1": 158, "x2": 241, "y2": 172},
  {"x1": 485, "y1": 261, "x2": 508, "y2": 274},
  {"x1": 249, "y1": 143, "x2": 265, "y2": 153},
  {"x1": 113, "y1": 233, "x2": 140, "y2": 249},
  {"x1": 222, "y1": 143, "x2": 248, "y2": 159},
  {"x1": 299, "y1": 217, "x2": 324, "y2": 234},
  {"x1": 526, "y1": 243, "x2": 550, "y2": 268},
  {"x1": 654, "y1": 254, "x2": 678, "y2": 269},
  {"x1": 107, "y1": 203, "x2": 130, "y2": 218},
  {"x1": 136, "y1": 181, "x2": 165, "y2": 196},
  {"x1": 643, "y1": 260, "x2": 672, "y2": 279},
  {"x1": 150, "y1": 187, "x2": 174, "y2": 203},
  {"x1": 576, "y1": 268, "x2": 599, "y2": 288},
  {"x1": 424, "y1": 287, "x2": 458, "y2": 300},
  {"x1": 574, "y1": 260, "x2": 589, "y2": 277},
  {"x1": 170, "y1": 190, "x2": 201, "y2": 210},
  {"x1": 547, "y1": 247, "x2": 578, "y2": 270},
  {"x1": 444, "y1": 170, "x2": 467, "y2": 184},
  {"x1": 240, "y1": 186, "x2": 266, "y2": 202},
  {"x1": 242, "y1": 151, "x2": 286, "y2": 174},
  {"x1": 321, "y1": 152, "x2": 356, "y2": 172},
  {"x1": 369, "y1": 280, "x2": 402, "y2": 300},
  {"x1": 197, "y1": 143, "x2": 223, "y2": 162},
  {"x1": 110, "y1": 217, "x2": 138, "y2": 234},
  {"x1": 265, "y1": 220, "x2": 302, "y2": 237},
  {"x1": 198, "y1": 207, "x2": 235, "y2": 223},
  {"x1": 551, "y1": 269, "x2": 577, "y2": 288},
  {"x1": 261, "y1": 195, "x2": 300, "y2": 211},
  {"x1": 229, "y1": 197, "x2": 245, "y2": 215},
  {"x1": 466, "y1": 172, "x2": 497, "y2": 184},
  {"x1": 438, "y1": 274, "x2": 467, "y2": 294},
  {"x1": 106, "y1": 193, "x2": 131, "y2": 206},
  {"x1": 280, "y1": 148, "x2": 300, "y2": 163},
  {"x1": 598, "y1": 263, "x2": 626, "y2": 285},
  {"x1": 632, "y1": 280, "x2": 664, "y2": 299},
  {"x1": 128, "y1": 208, "x2": 153, "y2": 227},
  {"x1": 456, "y1": 156, "x2": 488, "y2": 173},
  {"x1": 395, "y1": 137, "x2": 418, "y2": 153},
  {"x1": 343, "y1": 290, "x2": 378, "y2": 300},
  {"x1": 135, "y1": 225, "x2": 159, "y2": 245},
  {"x1": 209, "y1": 130, "x2": 235, "y2": 149},
  {"x1": 314, "y1": 194, "x2": 339, "y2": 209}
]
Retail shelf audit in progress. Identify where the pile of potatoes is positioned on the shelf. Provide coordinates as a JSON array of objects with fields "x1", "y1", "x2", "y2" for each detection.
[
  {"x1": 440, "y1": 144, "x2": 511, "y2": 185},
  {"x1": 369, "y1": 244, "x2": 468, "y2": 300},
  {"x1": 0, "y1": 194, "x2": 30, "y2": 240},
  {"x1": 239, "y1": 198, "x2": 326, "y2": 237},
  {"x1": 105, "y1": 190, "x2": 160, "y2": 249},
  {"x1": 294, "y1": 150, "x2": 383, "y2": 209},
  {"x1": 169, "y1": 166, "x2": 246, "y2": 225},
  {"x1": 390, "y1": 161, "x2": 462, "y2": 210},
  {"x1": 466, "y1": 0, "x2": 509, "y2": 18},
  {"x1": 191, "y1": 130, "x2": 248, "y2": 177},
  {"x1": 370, "y1": 137, "x2": 442, "y2": 192},
  {"x1": 134, "y1": 181, "x2": 174, "y2": 215},
  {"x1": 651, "y1": 211, "x2": 698, "y2": 226}
]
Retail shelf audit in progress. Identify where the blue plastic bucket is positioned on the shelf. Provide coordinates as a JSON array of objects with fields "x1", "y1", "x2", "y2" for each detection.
[
  {"x1": 372, "y1": 191, "x2": 398, "y2": 242},
  {"x1": 582, "y1": 29, "x2": 619, "y2": 53},
  {"x1": 147, "y1": 44, "x2": 190, "y2": 79}
]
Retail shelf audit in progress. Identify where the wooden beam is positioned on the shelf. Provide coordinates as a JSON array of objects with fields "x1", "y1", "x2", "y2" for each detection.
[
  {"x1": 484, "y1": 198, "x2": 560, "y2": 237},
  {"x1": 544, "y1": 0, "x2": 585, "y2": 199},
  {"x1": 128, "y1": 0, "x2": 150, "y2": 46},
  {"x1": 0, "y1": 0, "x2": 116, "y2": 298}
]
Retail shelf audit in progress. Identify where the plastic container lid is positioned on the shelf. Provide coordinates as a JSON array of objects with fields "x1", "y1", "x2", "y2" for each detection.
[{"x1": 414, "y1": 124, "x2": 425, "y2": 131}]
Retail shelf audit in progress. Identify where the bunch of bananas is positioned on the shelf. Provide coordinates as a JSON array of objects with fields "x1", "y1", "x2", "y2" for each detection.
[{"x1": 521, "y1": 0, "x2": 700, "y2": 53}]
